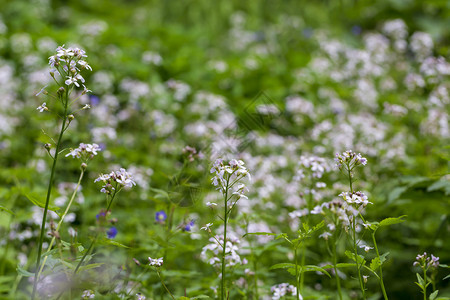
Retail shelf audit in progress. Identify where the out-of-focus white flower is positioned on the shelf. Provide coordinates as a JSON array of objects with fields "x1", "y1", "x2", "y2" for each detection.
[
  {"x1": 81, "y1": 289, "x2": 95, "y2": 299},
  {"x1": 94, "y1": 168, "x2": 136, "y2": 193},
  {"x1": 271, "y1": 283, "x2": 299, "y2": 300},
  {"x1": 201, "y1": 223, "x2": 213, "y2": 231},
  {"x1": 148, "y1": 257, "x2": 164, "y2": 267},
  {"x1": 65, "y1": 143, "x2": 101, "y2": 161},
  {"x1": 36, "y1": 102, "x2": 48, "y2": 112}
]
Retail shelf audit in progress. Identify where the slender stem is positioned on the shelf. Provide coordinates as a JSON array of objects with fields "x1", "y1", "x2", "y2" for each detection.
[
  {"x1": 221, "y1": 176, "x2": 230, "y2": 300},
  {"x1": 348, "y1": 165, "x2": 365, "y2": 299},
  {"x1": 253, "y1": 258, "x2": 258, "y2": 300},
  {"x1": 36, "y1": 169, "x2": 85, "y2": 280},
  {"x1": 423, "y1": 268, "x2": 427, "y2": 300},
  {"x1": 332, "y1": 236, "x2": 343, "y2": 300},
  {"x1": 156, "y1": 269, "x2": 176, "y2": 300},
  {"x1": 32, "y1": 102, "x2": 68, "y2": 300},
  {"x1": 299, "y1": 245, "x2": 306, "y2": 292},
  {"x1": 295, "y1": 245, "x2": 300, "y2": 300},
  {"x1": 73, "y1": 232, "x2": 98, "y2": 275},
  {"x1": 371, "y1": 232, "x2": 388, "y2": 300},
  {"x1": 353, "y1": 219, "x2": 366, "y2": 299}
]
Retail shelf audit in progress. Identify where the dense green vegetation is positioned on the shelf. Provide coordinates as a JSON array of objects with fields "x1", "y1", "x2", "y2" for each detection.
[{"x1": 0, "y1": 0, "x2": 449, "y2": 299}]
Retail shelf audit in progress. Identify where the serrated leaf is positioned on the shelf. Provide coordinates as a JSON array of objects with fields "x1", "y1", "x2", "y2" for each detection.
[
  {"x1": 312, "y1": 221, "x2": 325, "y2": 232},
  {"x1": 370, "y1": 252, "x2": 389, "y2": 271},
  {"x1": 16, "y1": 265, "x2": 34, "y2": 277},
  {"x1": 378, "y1": 216, "x2": 407, "y2": 227},
  {"x1": 429, "y1": 290, "x2": 439, "y2": 300},
  {"x1": 270, "y1": 263, "x2": 295, "y2": 270},
  {"x1": 345, "y1": 250, "x2": 366, "y2": 265}
]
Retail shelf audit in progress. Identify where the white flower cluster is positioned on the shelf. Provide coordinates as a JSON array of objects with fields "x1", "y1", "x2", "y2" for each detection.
[
  {"x1": 48, "y1": 45, "x2": 92, "y2": 90},
  {"x1": 413, "y1": 252, "x2": 439, "y2": 269},
  {"x1": 270, "y1": 283, "x2": 298, "y2": 300},
  {"x1": 81, "y1": 289, "x2": 95, "y2": 299},
  {"x1": 210, "y1": 159, "x2": 251, "y2": 195},
  {"x1": 296, "y1": 155, "x2": 330, "y2": 179},
  {"x1": 65, "y1": 143, "x2": 101, "y2": 161},
  {"x1": 200, "y1": 236, "x2": 243, "y2": 268},
  {"x1": 339, "y1": 191, "x2": 372, "y2": 208},
  {"x1": 94, "y1": 168, "x2": 136, "y2": 193},
  {"x1": 148, "y1": 257, "x2": 164, "y2": 267},
  {"x1": 311, "y1": 199, "x2": 359, "y2": 235},
  {"x1": 334, "y1": 150, "x2": 367, "y2": 169}
]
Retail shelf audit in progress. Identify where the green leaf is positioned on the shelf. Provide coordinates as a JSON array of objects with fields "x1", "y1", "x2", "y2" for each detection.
[
  {"x1": 77, "y1": 263, "x2": 104, "y2": 272},
  {"x1": 370, "y1": 252, "x2": 389, "y2": 271},
  {"x1": 427, "y1": 179, "x2": 450, "y2": 193},
  {"x1": 429, "y1": 290, "x2": 439, "y2": 300},
  {"x1": 149, "y1": 187, "x2": 170, "y2": 199},
  {"x1": 345, "y1": 250, "x2": 366, "y2": 265},
  {"x1": 387, "y1": 186, "x2": 408, "y2": 203},
  {"x1": 0, "y1": 205, "x2": 14, "y2": 215},
  {"x1": 102, "y1": 239, "x2": 130, "y2": 248},
  {"x1": 378, "y1": 216, "x2": 407, "y2": 227},
  {"x1": 443, "y1": 274, "x2": 450, "y2": 280},
  {"x1": 302, "y1": 265, "x2": 331, "y2": 277},
  {"x1": 189, "y1": 296, "x2": 210, "y2": 299},
  {"x1": 16, "y1": 265, "x2": 35, "y2": 277},
  {"x1": 312, "y1": 221, "x2": 325, "y2": 232},
  {"x1": 336, "y1": 263, "x2": 357, "y2": 268},
  {"x1": 243, "y1": 232, "x2": 276, "y2": 238},
  {"x1": 416, "y1": 273, "x2": 425, "y2": 287},
  {"x1": 270, "y1": 263, "x2": 295, "y2": 270},
  {"x1": 23, "y1": 192, "x2": 60, "y2": 212}
]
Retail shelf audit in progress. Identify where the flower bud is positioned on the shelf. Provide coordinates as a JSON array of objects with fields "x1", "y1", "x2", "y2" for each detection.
[
  {"x1": 44, "y1": 143, "x2": 51, "y2": 150},
  {"x1": 81, "y1": 163, "x2": 88, "y2": 170},
  {"x1": 68, "y1": 114, "x2": 75, "y2": 121},
  {"x1": 57, "y1": 87, "x2": 65, "y2": 95},
  {"x1": 133, "y1": 258, "x2": 141, "y2": 266}
]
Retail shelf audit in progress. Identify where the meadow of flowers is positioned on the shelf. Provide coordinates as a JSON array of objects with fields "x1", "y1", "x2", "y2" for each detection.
[{"x1": 0, "y1": 0, "x2": 449, "y2": 299}]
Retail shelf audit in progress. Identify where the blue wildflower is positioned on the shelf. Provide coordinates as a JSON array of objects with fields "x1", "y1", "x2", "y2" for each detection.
[
  {"x1": 155, "y1": 210, "x2": 167, "y2": 223},
  {"x1": 107, "y1": 226, "x2": 118, "y2": 239},
  {"x1": 183, "y1": 220, "x2": 195, "y2": 232}
]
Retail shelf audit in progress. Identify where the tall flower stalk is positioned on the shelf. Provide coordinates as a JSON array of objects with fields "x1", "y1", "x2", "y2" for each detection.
[
  {"x1": 32, "y1": 45, "x2": 92, "y2": 300},
  {"x1": 210, "y1": 159, "x2": 251, "y2": 300},
  {"x1": 335, "y1": 150, "x2": 369, "y2": 300}
]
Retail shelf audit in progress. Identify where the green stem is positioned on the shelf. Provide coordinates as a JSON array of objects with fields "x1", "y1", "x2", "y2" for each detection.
[
  {"x1": 372, "y1": 232, "x2": 388, "y2": 300},
  {"x1": 299, "y1": 245, "x2": 306, "y2": 293},
  {"x1": 36, "y1": 169, "x2": 85, "y2": 281},
  {"x1": 73, "y1": 190, "x2": 118, "y2": 277},
  {"x1": 295, "y1": 245, "x2": 300, "y2": 300},
  {"x1": 348, "y1": 165, "x2": 365, "y2": 299},
  {"x1": 221, "y1": 176, "x2": 230, "y2": 300},
  {"x1": 32, "y1": 103, "x2": 68, "y2": 300},
  {"x1": 332, "y1": 236, "x2": 343, "y2": 300},
  {"x1": 423, "y1": 268, "x2": 427, "y2": 300},
  {"x1": 353, "y1": 219, "x2": 366, "y2": 299},
  {"x1": 156, "y1": 269, "x2": 176, "y2": 300}
]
